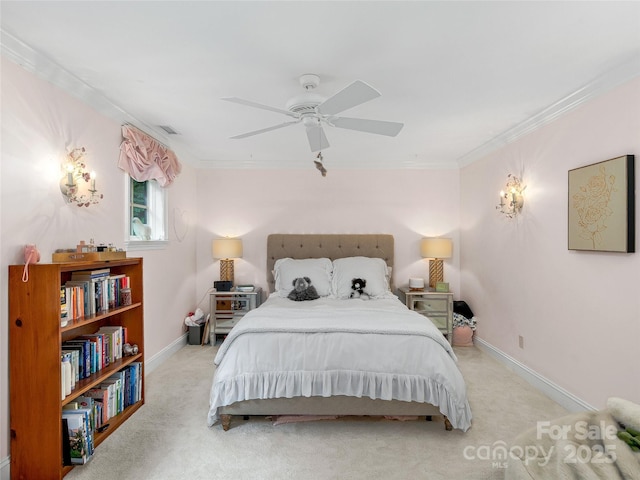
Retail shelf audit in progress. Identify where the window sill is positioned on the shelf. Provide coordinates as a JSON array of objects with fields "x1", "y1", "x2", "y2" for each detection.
[{"x1": 125, "y1": 240, "x2": 169, "y2": 251}]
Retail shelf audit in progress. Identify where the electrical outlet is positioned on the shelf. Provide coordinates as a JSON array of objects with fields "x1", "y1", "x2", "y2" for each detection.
[{"x1": 519, "y1": 335, "x2": 524, "y2": 349}]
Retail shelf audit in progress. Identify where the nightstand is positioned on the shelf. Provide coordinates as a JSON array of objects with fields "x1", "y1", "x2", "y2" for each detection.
[
  {"x1": 398, "y1": 286, "x2": 453, "y2": 344},
  {"x1": 209, "y1": 287, "x2": 262, "y2": 344}
]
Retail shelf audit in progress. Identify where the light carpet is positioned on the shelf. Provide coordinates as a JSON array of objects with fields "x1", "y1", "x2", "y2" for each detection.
[{"x1": 64, "y1": 344, "x2": 568, "y2": 480}]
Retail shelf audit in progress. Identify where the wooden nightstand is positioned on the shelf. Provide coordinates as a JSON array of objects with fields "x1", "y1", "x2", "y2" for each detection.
[
  {"x1": 209, "y1": 287, "x2": 262, "y2": 344},
  {"x1": 398, "y1": 286, "x2": 453, "y2": 344}
]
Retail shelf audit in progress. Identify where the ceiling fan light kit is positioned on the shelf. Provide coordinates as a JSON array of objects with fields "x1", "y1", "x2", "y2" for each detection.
[{"x1": 223, "y1": 74, "x2": 404, "y2": 153}]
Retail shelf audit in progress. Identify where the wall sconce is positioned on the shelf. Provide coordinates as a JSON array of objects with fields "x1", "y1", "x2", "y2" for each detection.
[
  {"x1": 496, "y1": 174, "x2": 526, "y2": 218},
  {"x1": 212, "y1": 237, "x2": 243, "y2": 285},
  {"x1": 59, "y1": 147, "x2": 103, "y2": 207},
  {"x1": 420, "y1": 237, "x2": 453, "y2": 289}
]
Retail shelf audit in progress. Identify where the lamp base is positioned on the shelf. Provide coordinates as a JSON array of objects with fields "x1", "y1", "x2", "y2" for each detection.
[
  {"x1": 428, "y1": 259, "x2": 444, "y2": 289},
  {"x1": 220, "y1": 259, "x2": 235, "y2": 284}
]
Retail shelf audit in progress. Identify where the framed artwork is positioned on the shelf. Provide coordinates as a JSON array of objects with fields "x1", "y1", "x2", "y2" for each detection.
[{"x1": 568, "y1": 154, "x2": 635, "y2": 253}]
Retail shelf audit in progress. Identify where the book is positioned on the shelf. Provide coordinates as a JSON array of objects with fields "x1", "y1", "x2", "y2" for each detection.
[
  {"x1": 79, "y1": 334, "x2": 104, "y2": 371},
  {"x1": 71, "y1": 268, "x2": 110, "y2": 280},
  {"x1": 100, "y1": 333, "x2": 110, "y2": 367},
  {"x1": 98, "y1": 326, "x2": 123, "y2": 360},
  {"x1": 129, "y1": 362, "x2": 143, "y2": 403},
  {"x1": 98, "y1": 381, "x2": 117, "y2": 418},
  {"x1": 62, "y1": 344, "x2": 85, "y2": 380},
  {"x1": 60, "y1": 286, "x2": 70, "y2": 326},
  {"x1": 61, "y1": 411, "x2": 90, "y2": 464},
  {"x1": 70, "y1": 272, "x2": 110, "y2": 314},
  {"x1": 63, "y1": 339, "x2": 91, "y2": 378},
  {"x1": 76, "y1": 335, "x2": 100, "y2": 373},
  {"x1": 107, "y1": 371, "x2": 125, "y2": 413},
  {"x1": 75, "y1": 396, "x2": 99, "y2": 431},
  {"x1": 65, "y1": 280, "x2": 91, "y2": 317},
  {"x1": 62, "y1": 418, "x2": 72, "y2": 466},
  {"x1": 85, "y1": 387, "x2": 110, "y2": 423},
  {"x1": 108, "y1": 273, "x2": 126, "y2": 309},
  {"x1": 93, "y1": 278, "x2": 105, "y2": 313}
]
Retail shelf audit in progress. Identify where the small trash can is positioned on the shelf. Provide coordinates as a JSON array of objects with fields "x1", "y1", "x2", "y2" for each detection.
[{"x1": 188, "y1": 325, "x2": 204, "y2": 345}]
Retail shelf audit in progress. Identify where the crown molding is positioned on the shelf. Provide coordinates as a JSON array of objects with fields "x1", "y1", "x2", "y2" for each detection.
[
  {"x1": 5, "y1": 27, "x2": 638, "y2": 170},
  {"x1": 193, "y1": 158, "x2": 459, "y2": 170},
  {"x1": 1, "y1": 28, "x2": 172, "y2": 146},
  {"x1": 457, "y1": 54, "x2": 640, "y2": 167}
]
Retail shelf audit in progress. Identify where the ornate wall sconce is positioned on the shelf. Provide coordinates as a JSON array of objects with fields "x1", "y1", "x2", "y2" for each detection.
[
  {"x1": 496, "y1": 174, "x2": 526, "y2": 218},
  {"x1": 60, "y1": 147, "x2": 103, "y2": 207}
]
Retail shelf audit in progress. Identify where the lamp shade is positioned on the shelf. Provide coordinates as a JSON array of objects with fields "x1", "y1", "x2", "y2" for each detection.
[
  {"x1": 420, "y1": 237, "x2": 452, "y2": 259},
  {"x1": 212, "y1": 238, "x2": 243, "y2": 259}
]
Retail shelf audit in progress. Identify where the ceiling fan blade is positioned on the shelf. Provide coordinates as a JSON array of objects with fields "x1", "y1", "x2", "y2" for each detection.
[
  {"x1": 222, "y1": 97, "x2": 299, "y2": 118},
  {"x1": 230, "y1": 120, "x2": 300, "y2": 139},
  {"x1": 330, "y1": 116, "x2": 404, "y2": 137},
  {"x1": 305, "y1": 123, "x2": 330, "y2": 152},
  {"x1": 316, "y1": 80, "x2": 381, "y2": 116}
]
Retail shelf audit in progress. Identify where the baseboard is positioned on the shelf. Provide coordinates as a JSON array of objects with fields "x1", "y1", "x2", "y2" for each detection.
[
  {"x1": 474, "y1": 336, "x2": 596, "y2": 413},
  {"x1": 0, "y1": 455, "x2": 9, "y2": 480},
  {"x1": 145, "y1": 333, "x2": 189, "y2": 374}
]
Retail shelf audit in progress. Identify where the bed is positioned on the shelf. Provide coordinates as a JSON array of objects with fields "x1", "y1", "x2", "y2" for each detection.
[{"x1": 208, "y1": 234, "x2": 472, "y2": 432}]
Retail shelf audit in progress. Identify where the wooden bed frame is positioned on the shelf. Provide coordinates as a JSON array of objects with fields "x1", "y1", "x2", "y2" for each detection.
[{"x1": 218, "y1": 234, "x2": 451, "y2": 431}]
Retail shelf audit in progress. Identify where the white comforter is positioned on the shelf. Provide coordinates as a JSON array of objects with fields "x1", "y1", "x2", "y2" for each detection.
[{"x1": 208, "y1": 295, "x2": 473, "y2": 431}]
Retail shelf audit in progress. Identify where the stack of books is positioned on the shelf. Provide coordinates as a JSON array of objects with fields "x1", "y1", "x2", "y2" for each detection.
[{"x1": 60, "y1": 269, "x2": 131, "y2": 324}]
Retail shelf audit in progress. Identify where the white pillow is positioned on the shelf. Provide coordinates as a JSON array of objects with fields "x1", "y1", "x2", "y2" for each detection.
[
  {"x1": 273, "y1": 258, "x2": 333, "y2": 298},
  {"x1": 332, "y1": 257, "x2": 391, "y2": 299}
]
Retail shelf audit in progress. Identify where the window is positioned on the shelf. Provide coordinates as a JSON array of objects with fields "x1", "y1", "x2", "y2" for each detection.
[{"x1": 125, "y1": 176, "x2": 168, "y2": 250}]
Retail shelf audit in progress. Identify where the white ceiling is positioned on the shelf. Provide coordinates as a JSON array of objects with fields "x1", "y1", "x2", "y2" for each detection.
[{"x1": 2, "y1": 1, "x2": 639, "y2": 170}]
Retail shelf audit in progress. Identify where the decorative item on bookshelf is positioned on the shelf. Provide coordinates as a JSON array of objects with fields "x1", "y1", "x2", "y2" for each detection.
[
  {"x1": 53, "y1": 240, "x2": 126, "y2": 262},
  {"x1": 120, "y1": 288, "x2": 132, "y2": 306},
  {"x1": 123, "y1": 343, "x2": 139, "y2": 356}
]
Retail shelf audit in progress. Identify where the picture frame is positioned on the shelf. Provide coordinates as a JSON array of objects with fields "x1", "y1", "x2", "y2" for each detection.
[
  {"x1": 435, "y1": 282, "x2": 449, "y2": 292},
  {"x1": 568, "y1": 154, "x2": 635, "y2": 253}
]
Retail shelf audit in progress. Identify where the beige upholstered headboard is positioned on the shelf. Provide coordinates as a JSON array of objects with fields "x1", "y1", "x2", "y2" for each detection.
[{"x1": 266, "y1": 234, "x2": 394, "y2": 293}]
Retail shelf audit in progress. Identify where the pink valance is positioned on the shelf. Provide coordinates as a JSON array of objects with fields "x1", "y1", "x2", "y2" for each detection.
[{"x1": 118, "y1": 125, "x2": 182, "y2": 187}]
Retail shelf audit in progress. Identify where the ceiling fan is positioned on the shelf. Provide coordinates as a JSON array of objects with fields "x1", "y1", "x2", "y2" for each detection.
[{"x1": 222, "y1": 74, "x2": 404, "y2": 152}]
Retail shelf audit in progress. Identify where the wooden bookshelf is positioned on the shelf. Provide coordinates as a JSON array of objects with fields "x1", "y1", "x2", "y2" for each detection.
[{"x1": 9, "y1": 258, "x2": 145, "y2": 479}]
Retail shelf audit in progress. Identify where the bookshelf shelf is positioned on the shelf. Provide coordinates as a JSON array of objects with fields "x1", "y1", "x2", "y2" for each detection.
[
  {"x1": 61, "y1": 302, "x2": 142, "y2": 333},
  {"x1": 9, "y1": 258, "x2": 145, "y2": 480},
  {"x1": 60, "y1": 353, "x2": 143, "y2": 407}
]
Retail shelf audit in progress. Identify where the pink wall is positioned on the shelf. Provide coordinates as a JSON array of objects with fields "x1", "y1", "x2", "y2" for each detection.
[
  {"x1": 4, "y1": 42, "x2": 637, "y2": 473},
  {"x1": 460, "y1": 77, "x2": 640, "y2": 408},
  {"x1": 195, "y1": 168, "x2": 461, "y2": 306},
  {"x1": 0, "y1": 58, "x2": 198, "y2": 462}
]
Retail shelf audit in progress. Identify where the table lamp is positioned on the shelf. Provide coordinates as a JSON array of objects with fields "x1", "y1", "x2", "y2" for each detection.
[
  {"x1": 212, "y1": 237, "x2": 243, "y2": 285},
  {"x1": 420, "y1": 237, "x2": 452, "y2": 289}
]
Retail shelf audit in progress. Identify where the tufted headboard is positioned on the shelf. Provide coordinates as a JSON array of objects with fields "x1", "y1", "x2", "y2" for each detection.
[{"x1": 266, "y1": 234, "x2": 394, "y2": 293}]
